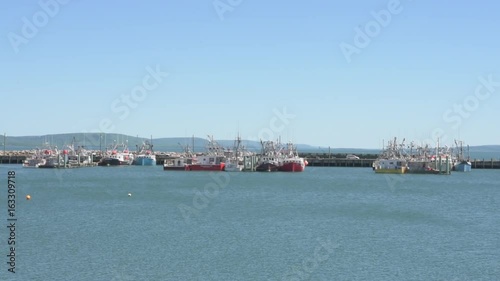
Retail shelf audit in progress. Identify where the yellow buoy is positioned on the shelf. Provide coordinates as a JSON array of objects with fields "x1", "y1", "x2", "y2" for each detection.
[{"x1": 26, "y1": 195, "x2": 31, "y2": 200}]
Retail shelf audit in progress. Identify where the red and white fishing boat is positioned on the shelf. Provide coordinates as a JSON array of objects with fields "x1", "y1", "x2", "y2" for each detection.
[
  {"x1": 186, "y1": 136, "x2": 225, "y2": 171},
  {"x1": 279, "y1": 141, "x2": 307, "y2": 172},
  {"x1": 164, "y1": 136, "x2": 226, "y2": 171},
  {"x1": 256, "y1": 139, "x2": 307, "y2": 172},
  {"x1": 186, "y1": 155, "x2": 225, "y2": 171}
]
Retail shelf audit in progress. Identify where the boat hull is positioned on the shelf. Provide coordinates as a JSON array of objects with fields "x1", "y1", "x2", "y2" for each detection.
[
  {"x1": 133, "y1": 157, "x2": 157, "y2": 166},
  {"x1": 186, "y1": 164, "x2": 225, "y2": 171},
  {"x1": 163, "y1": 165, "x2": 188, "y2": 171},
  {"x1": 38, "y1": 164, "x2": 57, "y2": 168},
  {"x1": 98, "y1": 158, "x2": 132, "y2": 166},
  {"x1": 453, "y1": 161, "x2": 472, "y2": 172},
  {"x1": 406, "y1": 168, "x2": 440, "y2": 174},
  {"x1": 279, "y1": 162, "x2": 305, "y2": 172},
  {"x1": 225, "y1": 163, "x2": 243, "y2": 172},
  {"x1": 374, "y1": 167, "x2": 407, "y2": 174},
  {"x1": 256, "y1": 163, "x2": 279, "y2": 172},
  {"x1": 23, "y1": 159, "x2": 45, "y2": 168},
  {"x1": 407, "y1": 161, "x2": 440, "y2": 174}
]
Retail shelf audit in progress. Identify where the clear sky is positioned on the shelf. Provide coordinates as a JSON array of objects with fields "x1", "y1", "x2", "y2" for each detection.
[{"x1": 1, "y1": 0, "x2": 499, "y2": 148}]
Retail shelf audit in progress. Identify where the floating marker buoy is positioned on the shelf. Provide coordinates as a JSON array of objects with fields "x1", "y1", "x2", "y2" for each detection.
[
  {"x1": 128, "y1": 193, "x2": 132, "y2": 197},
  {"x1": 26, "y1": 195, "x2": 31, "y2": 200}
]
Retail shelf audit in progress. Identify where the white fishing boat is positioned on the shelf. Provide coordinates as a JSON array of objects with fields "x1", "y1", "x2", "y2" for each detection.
[
  {"x1": 453, "y1": 140, "x2": 472, "y2": 172},
  {"x1": 372, "y1": 138, "x2": 408, "y2": 174},
  {"x1": 133, "y1": 138, "x2": 156, "y2": 166},
  {"x1": 64, "y1": 137, "x2": 93, "y2": 166},
  {"x1": 22, "y1": 149, "x2": 46, "y2": 168},
  {"x1": 225, "y1": 134, "x2": 245, "y2": 172},
  {"x1": 24, "y1": 144, "x2": 61, "y2": 168}
]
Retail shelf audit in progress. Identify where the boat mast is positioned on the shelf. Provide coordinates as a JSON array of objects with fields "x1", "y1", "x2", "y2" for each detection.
[{"x1": 151, "y1": 135, "x2": 154, "y2": 153}]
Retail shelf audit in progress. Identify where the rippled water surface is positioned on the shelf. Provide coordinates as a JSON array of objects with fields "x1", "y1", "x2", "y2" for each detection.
[{"x1": 0, "y1": 165, "x2": 498, "y2": 280}]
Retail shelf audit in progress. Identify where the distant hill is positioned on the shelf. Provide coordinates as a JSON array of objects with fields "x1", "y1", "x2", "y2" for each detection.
[{"x1": 2, "y1": 133, "x2": 499, "y2": 158}]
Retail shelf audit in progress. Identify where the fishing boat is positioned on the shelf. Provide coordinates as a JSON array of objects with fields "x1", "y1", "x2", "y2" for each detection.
[
  {"x1": 64, "y1": 137, "x2": 93, "y2": 167},
  {"x1": 163, "y1": 156, "x2": 193, "y2": 170},
  {"x1": 98, "y1": 142, "x2": 134, "y2": 166},
  {"x1": 373, "y1": 159, "x2": 408, "y2": 174},
  {"x1": 407, "y1": 160, "x2": 440, "y2": 174},
  {"x1": 454, "y1": 160, "x2": 472, "y2": 172},
  {"x1": 38, "y1": 154, "x2": 60, "y2": 168},
  {"x1": 133, "y1": 139, "x2": 156, "y2": 166},
  {"x1": 22, "y1": 148, "x2": 46, "y2": 168},
  {"x1": 224, "y1": 157, "x2": 243, "y2": 172},
  {"x1": 278, "y1": 141, "x2": 307, "y2": 172},
  {"x1": 372, "y1": 138, "x2": 408, "y2": 174},
  {"x1": 27, "y1": 143, "x2": 61, "y2": 168},
  {"x1": 374, "y1": 137, "x2": 452, "y2": 175},
  {"x1": 224, "y1": 135, "x2": 245, "y2": 172},
  {"x1": 163, "y1": 143, "x2": 194, "y2": 171},
  {"x1": 187, "y1": 155, "x2": 225, "y2": 171},
  {"x1": 256, "y1": 140, "x2": 281, "y2": 172},
  {"x1": 406, "y1": 144, "x2": 441, "y2": 174},
  {"x1": 452, "y1": 140, "x2": 472, "y2": 172},
  {"x1": 185, "y1": 136, "x2": 225, "y2": 171}
]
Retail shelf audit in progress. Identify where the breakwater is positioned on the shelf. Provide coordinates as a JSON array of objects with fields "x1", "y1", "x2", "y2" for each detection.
[
  {"x1": 2, "y1": 154, "x2": 500, "y2": 169},
  {"x1": 302, "y1": 158, "x2": 500, "y2": 169}
]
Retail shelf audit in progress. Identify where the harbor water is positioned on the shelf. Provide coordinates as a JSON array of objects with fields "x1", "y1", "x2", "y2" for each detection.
[{"x1": 0, "y1": 165, "x2": 499, "y2": 280}]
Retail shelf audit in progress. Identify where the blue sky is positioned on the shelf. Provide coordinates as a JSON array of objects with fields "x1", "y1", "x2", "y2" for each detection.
[{"x1": 1, "y1": 0, "x2": 499, "y2": 148}]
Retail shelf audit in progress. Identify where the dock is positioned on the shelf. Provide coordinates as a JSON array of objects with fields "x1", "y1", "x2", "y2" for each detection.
[
  {"x1": 302, "y1": 157, "x2": 500, "y2": 169},
  {"x1": 1, "y1": 154, "x2": 500, "y2": 169}
]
